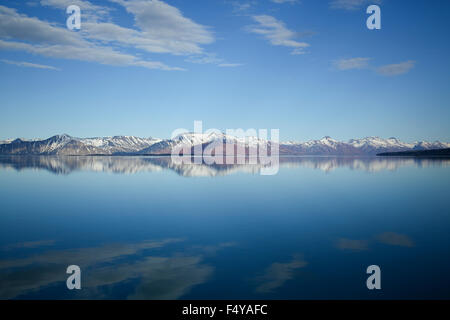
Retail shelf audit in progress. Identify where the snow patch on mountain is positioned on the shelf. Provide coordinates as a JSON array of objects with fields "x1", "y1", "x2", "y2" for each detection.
[{"x1": 81, "y1": 136, "x2": 161, "y2": 153}]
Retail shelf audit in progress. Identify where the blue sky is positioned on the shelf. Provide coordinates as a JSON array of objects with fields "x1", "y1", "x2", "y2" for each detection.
[{"x1": 0, "y1": 0, "x2": 449, "y2": 142}]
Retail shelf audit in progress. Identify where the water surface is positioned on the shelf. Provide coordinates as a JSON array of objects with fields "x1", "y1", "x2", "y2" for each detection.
[{"x1": 0, "y1": 156, "x2": 449, "y2": 299}]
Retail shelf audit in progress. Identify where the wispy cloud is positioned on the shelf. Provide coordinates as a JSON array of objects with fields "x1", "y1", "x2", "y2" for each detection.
[
  {"x1": 333, "y1": 57, "x2": 415, "y2": 76},
  {"x1": 229, "y1": 1, "x2": 254, "y2": 14},
  {"x1": 246, "y1": 15, "x2": 310, "y2": 55},
  {"x1": 185, "y1": 53, "x2": 223, "y2": 65},
  {"x1": 330, "y1": 0, "x2": 381, "y2": 10},
  {"x1": 184, "y1": 52, "x2": 241, "y2": 67},
  {"x1": 109, "y1": 0, "x2": 214, "y2": 55},
  {"x1": 218, "y1": 63, "x2": 244, "y2": 67},
  {"x1": 0, "y1": 1, "x2": 220, "y2": 71},
  {"x1": 40, "y1": 0, "x2": 111, "y2": 22},
  {"x1": 0, "y1": 39, "x2": 182, "y2": 71},
  {"x1": 1, "y1": 59, "x2": 60, "y2": 70},
  {"x1": 26, "y1": 1, "x2": 39, "y2": 7},
  {"x1": 271, "y1": 0, "x2": 299, "y2": 4},
  {"x1": 333, "y1": 57, "x2": 371, "y2": 70},
  {"x1": 376, "y1": 60, "x2": 415, "y2": 76}
]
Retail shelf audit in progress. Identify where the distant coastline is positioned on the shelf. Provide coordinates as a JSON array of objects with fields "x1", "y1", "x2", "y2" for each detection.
[{"x1": 377, "y1": 148, "x2": 450, "y2": 157}]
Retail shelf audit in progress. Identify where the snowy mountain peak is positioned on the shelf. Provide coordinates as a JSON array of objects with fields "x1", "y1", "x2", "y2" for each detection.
[
  {"x1": 320, "y1": 136, "x2": 337, "y2": 142},
  {"x1": 49, "y1": 134, "x2": 73, "y2": 142},
  {"x1": 173, "y1": 132, "x2": 226, "y2": 145},
  {"x1": 56, "y1": 134, "x2": 72, "y2": 138}
]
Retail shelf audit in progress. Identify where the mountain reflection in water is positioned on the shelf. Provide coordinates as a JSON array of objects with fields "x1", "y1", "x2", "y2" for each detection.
[{"x1": 0, "y1": 155, "x2": 448, "y2": 176}]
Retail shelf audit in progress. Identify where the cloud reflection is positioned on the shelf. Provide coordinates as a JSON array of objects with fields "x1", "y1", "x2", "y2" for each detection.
[
  {"x1": 376, "y1": 232, "x2": 414, "y2": 247},
  {"x1": 336, "y1": 238, "x2": 369, "y2": 251},
  {"x1": 2, "y1": 240, "x2": 56, "y2": 250},
  {"x1": 0, "y1": 238, "x2": 215, "y2": 299},
  {"x1": 254, "y1": 255, "x2": 307, "y2": 293},
  {"x1": 336, "y1": 232, "x2": 415, "y2": 252}
]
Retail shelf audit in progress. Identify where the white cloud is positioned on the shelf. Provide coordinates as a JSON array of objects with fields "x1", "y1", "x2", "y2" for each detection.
[
  {"x1": 109, "y1": 0, "x2": 214, "y2": 55},
  {"x1": 230, "y1": 1, "x2": 253, "y2": 14},
  {"x1": 333, "y1": 57, "x2": 371, "y2": 70},
  {"x1": 0, "y1": 1, "x2": 245, "y2": 70},
  {"x1": 271, "y1": 0, "x2": 298, "y2": 4},
  {"x1": 218, "y1": 63, "x2": 244, "y2": 67},
  {"x1": 1, "y1": 59, "x2": 60, "y2": 70},
  {"x1": 0, "y1": 39, "x2": 183, "y2": 71},
  {"x1": 333, "y1": 58, "x2": 415, "y2": 77},
  {"x1": 82, "y1": 22, "x2": 203, "y2": 56},
  {"x1": 330, "y1": 0, "x2": 381, "y2": 10},
  {"x1": 0, "y1": 2, "x2": 219, "y2": 71},
  {"x1": 291, "y1": 47, "x2": 307, "y2": 55},
  {"x1": 40, "y1": 0, "x2": 111, "y2": 21},
  {"x1": 184, "y1": 52, "x2": 223, "y2": 65},
  {"x1": 26, "y1": 1, "x2": 40, "y2": 7},
  {"x1": 376, "y1": 60, "x2": 415, "y2": 76},
  {"x1": 40, "y1": 0, "x2": 104, "y2": 11},
  {"x1": 184, "y1": 52, "x2": 240, "y2": 67},
  {"x1": 0, "y1": 5, "x2": 83, "y2": 46},
  {"x1": 247, "y1": 15, "x2": 310, "y2": 55}
]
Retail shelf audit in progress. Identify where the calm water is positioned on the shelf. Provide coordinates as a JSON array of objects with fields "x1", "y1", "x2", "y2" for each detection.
[{"x1": 0, "y1": 156, "x2": 449, "y2": 300}]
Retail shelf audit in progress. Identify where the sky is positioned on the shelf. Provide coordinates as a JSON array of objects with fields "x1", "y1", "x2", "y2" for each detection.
[{"x1": 0, "y1": 0, "x2": 449, "y2": 142}]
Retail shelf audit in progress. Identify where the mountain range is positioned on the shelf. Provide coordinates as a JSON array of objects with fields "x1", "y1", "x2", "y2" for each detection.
[{"x1": 0, "y1": 133, "x2": 449, "y2": 156}]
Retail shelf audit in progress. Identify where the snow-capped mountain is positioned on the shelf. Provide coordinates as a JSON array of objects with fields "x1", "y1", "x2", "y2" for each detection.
[
  {"x1": 280, "y1": 136, "x2": 360, "y2": 155},
  {"x1": 280, "y1": 136, "x2": 450, "y2": 155},
  {"x1": 0, "y1": 138, "x2": 42, "y2": 145},
  {"x1": 0, "y1": 139, "x2": 13, "y2": 145},
  {"x1": 412, "y1": 141, "x2": 450, "y2": 151},
  {"x1": 81, "y1": 136, "x2": 161, "y2": 153},
  {"x1": 0, "y1": 134, "x2": 448, "y2": 156},
  {"x1": 0, "y1": 134, "x2": 160, "y2": 155},
  {"x1": 138, "y1": 132, "x2": 225, "y2": 155},
  {"x1": 138, "y1": 132, "x2": 266, "y2": 155}
]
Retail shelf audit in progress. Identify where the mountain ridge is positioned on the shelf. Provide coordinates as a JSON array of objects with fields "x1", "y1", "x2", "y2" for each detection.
[{"x1": 0, "y1": 134, "x2": 448, "y2": 156}]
